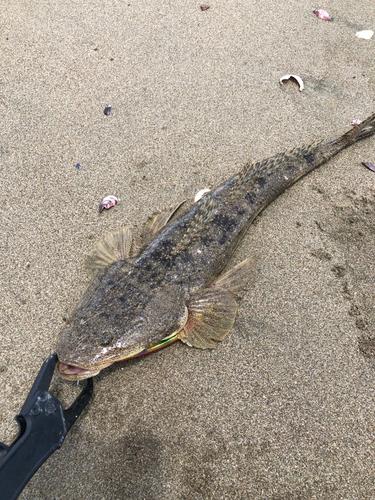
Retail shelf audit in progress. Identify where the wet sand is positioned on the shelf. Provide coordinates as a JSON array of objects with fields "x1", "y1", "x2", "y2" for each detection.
[{"x1": 1, "y1": 1, "x2": 375, "y2": 498}]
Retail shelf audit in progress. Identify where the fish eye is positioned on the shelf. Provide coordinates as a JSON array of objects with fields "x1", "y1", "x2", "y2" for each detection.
[{"x1": 99, "y1": 333, "x2": 114, "y2": 347}]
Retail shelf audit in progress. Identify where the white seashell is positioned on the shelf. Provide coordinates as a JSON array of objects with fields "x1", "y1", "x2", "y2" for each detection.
[
  {"x1": 279, "y1": 74, "x2": 304, "y2": 92},
  {"x1": 194, "y1": 189, "x2": 211, "y2": 202},
  {"x1": 356, "y1": 30, "x2": 374, "y2": 40},
  {"x1": 99, "y1": 195, "x2": 118, "y2": 213},
  {"x1": 350, "y1": 119, "x2": 362, "y2": 127}
]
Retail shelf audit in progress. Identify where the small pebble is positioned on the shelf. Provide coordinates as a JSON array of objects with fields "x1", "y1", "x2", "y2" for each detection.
[
  {"x1": 76, "y1": 163, "x2": 82, "y2": 170},
  {"x1": 104, "y1": 105, "x2": 112, "y2": 116},
  {"x1": 200, "y1": 4, "x2": 210, "y2": 11}
]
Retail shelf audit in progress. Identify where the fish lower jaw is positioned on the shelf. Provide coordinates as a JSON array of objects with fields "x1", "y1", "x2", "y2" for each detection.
[{"x1": 57, "y1": 361, "x2": 104, "y2": 381}]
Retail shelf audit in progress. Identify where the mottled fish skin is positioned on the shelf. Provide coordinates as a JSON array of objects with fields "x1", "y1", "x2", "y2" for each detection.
[{"x1": 57, "y1": 113, "x2": 375, "y2": 380}]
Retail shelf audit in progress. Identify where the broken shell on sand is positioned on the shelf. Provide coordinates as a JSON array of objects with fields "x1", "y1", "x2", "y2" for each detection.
[
  {"x1": 195, "y1": 189, "x2": 211, "y2": 202},
  {"x1": 313, "y1": 9, "x2": 332, "y2": 21},
  {"x1": 362, "y1": 162, "x2": 375, "y2": 172},
  {"x1": 279, "y1": 74, "x2": 304, "y2": 92},
  {"x1": 356, "y1": 30, "x2": 374, "y2": 40},
  {"x1": 99, "y1": 195, "x2": 118, "y2": 213},
  {"x1": 104, "y1": 105, "x2": 112, "y2": 116}
]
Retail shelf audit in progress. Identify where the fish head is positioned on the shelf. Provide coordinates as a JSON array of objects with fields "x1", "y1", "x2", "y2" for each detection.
[{"x1": 56, "y1": 265, "x2": 188, "y2": 380}]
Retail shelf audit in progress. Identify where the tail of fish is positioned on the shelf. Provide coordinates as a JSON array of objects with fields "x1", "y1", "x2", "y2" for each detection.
[
  {"x1": 164, "y1": 112, "x2": 375, "y2": 268},
  {"x1": 338, "y1": 112, "x2": 375, "y2": 145},
  {"x1": 227, "y1": 112, "x2": 375, "y2": 218}
]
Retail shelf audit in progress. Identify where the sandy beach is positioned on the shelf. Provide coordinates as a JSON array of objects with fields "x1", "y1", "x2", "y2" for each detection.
[{"x1": 1, "y1": 1, "x2": 375, "y2": 498}]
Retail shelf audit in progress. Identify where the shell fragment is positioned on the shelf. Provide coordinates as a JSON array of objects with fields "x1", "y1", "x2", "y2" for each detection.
[
  {"x1": 99, "y1": 195, "x2": 118, "y2": 213},
  {"x1": 279, "y1": 74, "x2": 304, "y2": 92},
  {"x1": 313, "y1": 9, "x2": 332, "y2": 21},
  {"x1": 195, "y1": 189, "x2": 211, "y2": 202},
  {"x1": 350, "y1": 120, "x2": 362, "y2": 127},
  {"x1": 356, "y1": 30, "x2": 374, "y2": 40},
  {"x1": 362, "y1": 162, "x2": 375, "y2": 172}
]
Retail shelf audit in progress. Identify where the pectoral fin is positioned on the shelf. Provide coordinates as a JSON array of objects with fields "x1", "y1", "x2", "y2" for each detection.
[
  {"x1": 178, "y1": 257, "x2": 257, "y2": 349},
  {"x1": 142, "y1": 201, "x2": 186, "y2": 246},
  {"x1": 178, "y1": 287, "x2": 237, "y2": 349},
  {"x1": 85, "y1": 226, "x2": 132, "y2": 270}
]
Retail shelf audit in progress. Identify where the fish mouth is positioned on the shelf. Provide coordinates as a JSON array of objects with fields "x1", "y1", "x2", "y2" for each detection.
[
  {"x1": 57, "y1": 335, "x2": 178, "y2": 381},
  {"x1": 56, "y1": 348, "x2": 144, "y2": 381},
  {"x1": 57, "y1": 361, "x2": 104, "y2": 381},
  {"x1": 56, "y1": 349, "x2": 146, "y2": 380},
  {"x1": 56, "y1": 335, "x2": 177, "y2": 381},
  {"x1": 56, "y1": 309, "x2": 188, "y2": 381}
]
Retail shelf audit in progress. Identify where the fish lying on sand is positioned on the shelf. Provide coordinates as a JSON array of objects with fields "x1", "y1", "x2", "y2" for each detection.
[{"x1": 57, "y1": 113, "x2": 375, "y2": 380}]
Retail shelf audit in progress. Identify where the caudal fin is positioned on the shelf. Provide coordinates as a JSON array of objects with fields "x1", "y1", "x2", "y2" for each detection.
[{"x1": 339, "y1": 112, "x2": 375, "y2": 146}]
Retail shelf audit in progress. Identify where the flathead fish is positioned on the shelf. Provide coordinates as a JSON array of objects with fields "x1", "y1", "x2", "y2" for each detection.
[{"x1": 57, "y1": 113, "x2": 375, "y2": 380}]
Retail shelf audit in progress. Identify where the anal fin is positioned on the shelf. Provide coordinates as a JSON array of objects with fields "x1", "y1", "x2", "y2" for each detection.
[
  {"x1": 178, "y1": 287, "x2": 237, "y2": 349},
  {"x1": 212, "y1": 255, "x2": 258, "y2": 294}
]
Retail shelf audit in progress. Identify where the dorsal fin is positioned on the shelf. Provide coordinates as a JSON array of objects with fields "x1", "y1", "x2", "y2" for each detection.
[
  {"x1": 170, "y1": 197, "x2": 220, "y2": 256},
  {"x1": 85, "y1": 226, "x2": 132, "y2": 270},
  {"x1": 228, "y1": 140, "x2": 324, "y2": 201},
  {"x1": 142, "y1": 200, "x2": 186, "y2": 246}
]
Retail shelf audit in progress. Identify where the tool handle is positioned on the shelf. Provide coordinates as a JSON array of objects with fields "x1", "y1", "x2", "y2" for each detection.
[
  {"x1": 0, "y1": 393, "x2": 67, "y2": 500},
  {"x1": 0, "y1": 354, "x2": 93, "y2": 500}
]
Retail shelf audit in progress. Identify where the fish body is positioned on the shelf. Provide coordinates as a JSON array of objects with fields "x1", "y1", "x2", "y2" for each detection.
[{"x1": 57, "y1": 113, "x2": 375, "y2": 380}]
